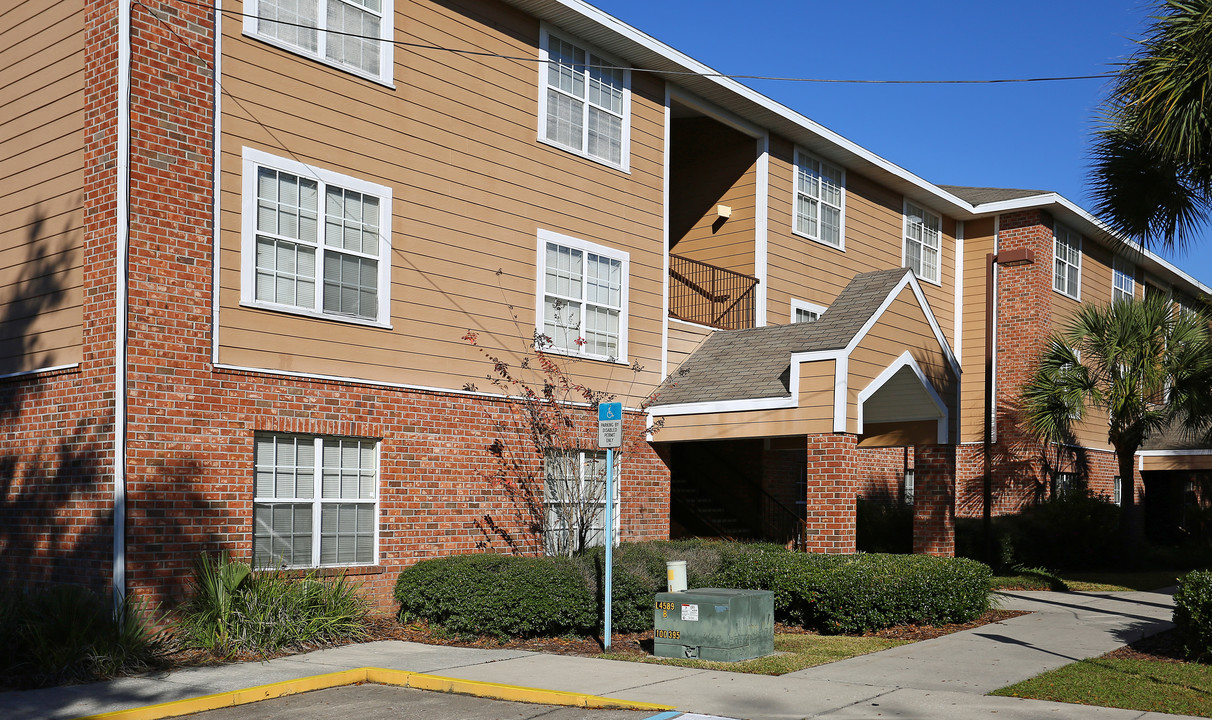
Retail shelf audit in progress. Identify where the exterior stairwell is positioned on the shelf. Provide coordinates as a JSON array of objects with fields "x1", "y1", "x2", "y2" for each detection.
[{"x1": 670, "y1": 442, "x2": 807, "y2": 550}]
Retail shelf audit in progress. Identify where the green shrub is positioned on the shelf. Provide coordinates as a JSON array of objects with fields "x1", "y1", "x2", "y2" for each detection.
[
  {"x1": 809, "y1": 554, "x2": 992, "y2": 634},
  {"x1": 395, "y1": 554, "x2": 595, "y2": 638},
  {"x1": 0, "y1": 585, "x2": 163, "y2": 688},
  {"x1": 1173, "y1": 570, "x2": 1212, "y2": 662},
  {"x1": 178, "y1": 553, "x2": 371, "y2": 657}
]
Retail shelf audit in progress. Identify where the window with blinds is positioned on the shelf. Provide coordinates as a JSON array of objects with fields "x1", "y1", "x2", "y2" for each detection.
[
  {"x1": 253, "y1": 434, "x2": 378, "y2": 568},
  {"x1": 539, "y1": 27, "x2": 631, "y2": 170},
  {"x1": 245, "y1": 0, "x2": 393, "y2": 83},
  {"x1": 242, "y1": 148, "x2": 392, "y2": 326}
]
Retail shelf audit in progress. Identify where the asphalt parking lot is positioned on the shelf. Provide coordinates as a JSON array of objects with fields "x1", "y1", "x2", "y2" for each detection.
[{"x1": 167, "y1": 684, "x2": 670, "y2": 720}]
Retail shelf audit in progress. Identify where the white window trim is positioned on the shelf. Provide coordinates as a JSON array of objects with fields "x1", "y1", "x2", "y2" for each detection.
[
  {"x1": 240, "y1": 147, "x2": 393, "y2": 328},
  {"x1": 536, "y1": 24, "x2": 632, "y2": 172},
  {"x1": 791, "y1": 147, "x2": 846, "y2": 250},
  {"x1": 253, "y1": 433, "x2": 380, "y2": 569},
  {"x1": 1112, "y1": 256, "x2": 1135, "y2": 303},
  {"x1": 1053, "y1": 222, "x2": 1082, "y2": 301},
  {"x1": 242, "y1": 0, "x2": 395, "y2": 87},
  {"x1": 790, "y1": 298, "x2": 827, "y2": 324},
  {"x1": 902, "y1": 199, "x2": 942, "y2": 286},
  {"x1": 544, "y1": 449, "x2": 621, "y2": 554},
  {"x1": 535, "y1": 228, "x2": 630, "y2": 364}
]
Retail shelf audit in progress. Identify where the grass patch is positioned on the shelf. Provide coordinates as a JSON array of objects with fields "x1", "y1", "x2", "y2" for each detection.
[
  {"x1": 992, "y1": 657, "x2": 1212, "y2": 717},
  {"x1": 600, "y1": 634, "x2": 907, "y2": 675},
  {"x1": 992, "y1": 569, "x2": 1186, "y2": 593},
  {"x1": 1061, "y1": 571, "x2": 1183, "y2": 592}
]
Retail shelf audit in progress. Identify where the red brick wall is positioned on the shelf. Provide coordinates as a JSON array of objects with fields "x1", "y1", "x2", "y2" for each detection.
[
  {"x1": 913, "y1": 445, "x2": 955, "y2": 555},
  {"x1": 855, "y1": 446, "x2": 909, "y2": 502},
  {"x1": 803, "y1": 433, "x2": 857, "y2": 553}
]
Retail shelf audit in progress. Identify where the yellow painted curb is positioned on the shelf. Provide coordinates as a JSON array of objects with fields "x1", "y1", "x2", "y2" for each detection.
[{"x1": 70, "y1": 667, "x2": 674, "y2": 720}]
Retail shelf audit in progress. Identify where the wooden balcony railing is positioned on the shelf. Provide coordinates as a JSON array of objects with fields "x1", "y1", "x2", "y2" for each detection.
[{"x1": 668, "y1": 254, "x2": 759, "y2": 330}]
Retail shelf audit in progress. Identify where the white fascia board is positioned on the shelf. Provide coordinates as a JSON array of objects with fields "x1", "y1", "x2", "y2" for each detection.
[
  {"x1": 649, "y1": 349, "x2": 844, "y2": 417},
  {"x1": 855, "y1": 350, "x2": 950, "y2": 444},
  {"x1": 1137, "y1": 449, "x2": 1212, "y2": 456}
]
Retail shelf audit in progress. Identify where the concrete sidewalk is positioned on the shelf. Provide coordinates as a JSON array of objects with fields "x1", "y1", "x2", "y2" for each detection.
[{"x1": 0, "y1": 589, "x2": 1194, "y2": 720}]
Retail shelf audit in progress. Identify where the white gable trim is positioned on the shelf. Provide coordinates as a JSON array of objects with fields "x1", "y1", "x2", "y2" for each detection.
[
  {"x1": 843, "y1": 271, "x2": 960, "y2": 380},
  {"x1": 856, "y1": 351, "x2": 950, "y2": 444}
]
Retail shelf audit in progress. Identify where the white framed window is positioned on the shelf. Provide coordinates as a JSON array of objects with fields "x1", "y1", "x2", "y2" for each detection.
[
  {"x1": 241, "y1": 148, "x2": 392, "y2": 327},
  {"x1": 243, "y1": 0, "x2": 395, "y2": 85},
  {"x1": 536, "y1": 229, "x2": 629, "y2": 362},
  {"x1": 793, "y1": 149, "x2": 845, "y2": 249},
  {"x1": 1113, "y1": 475, "x2": 1122, "y2": 506},
  {"x1": 1052, "y1": 471, "x2": 1079, "y2": 499},
  {"x1": 1112, "y1": 257, "x2": 1135, "y2": 303},
  {"x1": 1054, "y1": 223, "x2": 1082, "y2": 300},
  {"x1": 790, "y1": 299, "x2": 827, "y2": 324},
  {"x1": 537, "y1": 26, "x2": 631, "y2": 171},
  {"x1": 903, "y1": 201, "x2": 941, "y2": 284},
  {"x1": 903, "y1": 468, "x2": 915, "y2": 506},
  {"x1": 253, "y1": 433, "x2": 379, "y2": 568},
  {"x1": 544, "y1": 449, "x2": 620, "y2": 555}
]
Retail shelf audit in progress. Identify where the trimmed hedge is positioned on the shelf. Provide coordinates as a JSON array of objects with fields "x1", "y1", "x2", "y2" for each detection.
[
  {"x1": 394, "y1": 542, "x2": 993, "y2": 639},
  {"x1": 1173, "y1": 570, "x2": 1212, "y2": 662},
  {"x1": 394, "y1": 554, "x2": 594, "y2": 638}
]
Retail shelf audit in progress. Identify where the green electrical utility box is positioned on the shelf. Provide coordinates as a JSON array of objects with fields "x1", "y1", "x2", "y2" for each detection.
[{"x1": 653, "y1": 588, "x2": 774, "y2": 661}]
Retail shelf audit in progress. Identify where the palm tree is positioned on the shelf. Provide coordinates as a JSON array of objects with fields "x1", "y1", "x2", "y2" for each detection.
[
  {"x1": 1022, "y1": 295, "x2": 1212, "y2": 550},
  {"x1": 1089, "y1": 0, "x2": 1212, "y2": 249}
]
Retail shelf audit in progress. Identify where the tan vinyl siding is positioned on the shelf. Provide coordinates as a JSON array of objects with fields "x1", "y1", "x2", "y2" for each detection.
[
  {"x1": 0, "y1": 0, "x2": 85, "y2": 375},
  {"x1": 958, "y1": 218, "x2": 995, "y2": 443},
  {"x1": 765, "y1": 136, "x2": 957, "y2": 338},
  {"x1": 666, "y1": 320, "x2": 713, "y2": 374},
  {"x1": 655, "y1": 358, "x2": 835, "y2": 442},
  {"x1": 668, "y1": 118, "x2": 757, "y2": 276},
  {"x1": 217, "y1": 0, "x2": 666, "y2": 405}
]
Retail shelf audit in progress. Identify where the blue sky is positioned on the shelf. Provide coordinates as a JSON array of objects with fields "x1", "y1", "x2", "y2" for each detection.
[{"x1": 588, "y1": 0, "x2": 1212, "y2": 288}]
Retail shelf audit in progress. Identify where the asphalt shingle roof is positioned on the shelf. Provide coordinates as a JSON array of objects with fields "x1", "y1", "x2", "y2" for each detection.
[
  {"x1": 938, "y1": 185, "x2": 1050, "y2": 205},
  {"x1": 652, "y1": 268, "x2": 912, "y2": 406}
]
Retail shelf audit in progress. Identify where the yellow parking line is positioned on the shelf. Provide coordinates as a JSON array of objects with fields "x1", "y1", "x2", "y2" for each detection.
[{"x1": 71, "y1": 667, "x2": 674, "y2": 720}]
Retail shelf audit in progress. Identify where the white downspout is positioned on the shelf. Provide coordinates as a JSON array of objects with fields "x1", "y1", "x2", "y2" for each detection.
[{"x1": 114, "y1": 0, "x2": 132, "y2": 610}]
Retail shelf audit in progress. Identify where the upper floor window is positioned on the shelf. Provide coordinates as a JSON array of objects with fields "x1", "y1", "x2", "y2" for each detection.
[
  {"x1": 1112, "y1": 256, "x2": 1135, "y2": 303},
  {"x1": 241, "y1": 148, "x2": 392, "y2": 327},
  {"x1": 538, "y1": 27, "x2": 631, "y2": 170},
  {"x1": 1054, "y1": 223, "x2": 1082, "y2": 299},
  {"x1": 793, "y1": 149, "x2": 845, "y2": 248},
  {"x1": 791, "y1": 299, "x2": 827, "y2": 324},
  {"x1": 537, "y1": 230, "x2": 629, "y2": 362},
  {"x1": 244, "y1": 0, "x2": 395, "y2": 85},
  {"x1": 903, "y1": 201, "x2": 941, "y2": 284},
  {"x1": 254, "y1": 433, "x2": 379, "y2": 568}
]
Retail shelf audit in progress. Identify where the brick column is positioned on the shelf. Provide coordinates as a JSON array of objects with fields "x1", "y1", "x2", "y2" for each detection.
[
  {"x1": 913, "y1": 444, "x2": 955, "y2": 556},
  {"x1": 804, "y1": 433, "x2": 857, "y2": 553}
]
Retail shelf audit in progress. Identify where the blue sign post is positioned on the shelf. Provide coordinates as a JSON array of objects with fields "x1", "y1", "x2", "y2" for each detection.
[{"x1": 597, "y1": 402, "x2": 621, "y2": 650}]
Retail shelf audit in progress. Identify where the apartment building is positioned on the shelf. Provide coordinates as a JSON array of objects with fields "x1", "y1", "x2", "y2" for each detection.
[{"x1": 3, "y1": 0, "x2": 1208, "y2": 609}]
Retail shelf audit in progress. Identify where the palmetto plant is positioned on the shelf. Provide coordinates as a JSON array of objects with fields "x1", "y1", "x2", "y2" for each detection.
[
  {"x1": 1090, "y1": 0, "x2": 1212, "y2": 248},
  {"x1": 1022, "y1": 295, "x2": 1212, "y2": 547}
]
